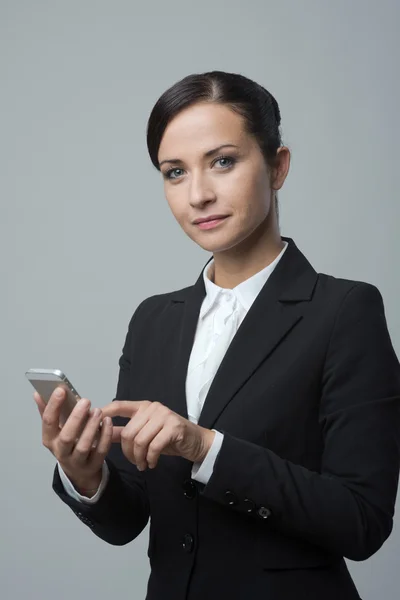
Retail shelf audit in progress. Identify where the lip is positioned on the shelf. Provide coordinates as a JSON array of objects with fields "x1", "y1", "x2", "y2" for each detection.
[
  {"x1": 193, "y1": 214, "x2": 229, "y2": 224},
  {"x1": 194, "y1": 216, "x2": 229, "y2": 230}
]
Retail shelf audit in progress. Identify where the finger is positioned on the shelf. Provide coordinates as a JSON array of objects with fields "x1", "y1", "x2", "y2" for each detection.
[
  {"x1": 132, "y1": 419, "x2": 164, "y2": 471},
  {"x1": 91, "y1": 416, "x2": 113, "y2": 461},
  {"x1": 111, "y1": 426, "x2": 124, "y2": 443},
  {"x1": 101, "y1": 400, "x2": 144, "y2": 419},
  {"x1": 33, "y1": 392, "x2": 46, "y2": 418},
  {"x1": 72, "y1": 408, "x2": 103, "y2": 463},
  {"x1": 146, "y1": 428, "x2": 173, "y2": 469},
  {"x1": 42, "y1": 387, "x2": 68, "y2": 446},
  {"x1": 120, "y1": 403, "x2": 154, "y2": 439},
  {"x1": 56, "y1": 398, "x2": 91, "y2": 458},
  {"x1": 110, "y1": 404, "x2": 156, "y2": 442},
  {"x1": 119, "y1": 403, "x2": 158, "y2": 463}
]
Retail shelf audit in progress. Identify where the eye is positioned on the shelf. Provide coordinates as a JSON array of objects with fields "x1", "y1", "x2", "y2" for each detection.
[
  {"x1": 163, "y1": 155, "x2": 236, "y2": 181},
  {"x1": 164, "y1": 167, "x2": 184, "y2": 180},
  {"x1": 213, "y1": 155, "x2": 236, "y2": 169}
]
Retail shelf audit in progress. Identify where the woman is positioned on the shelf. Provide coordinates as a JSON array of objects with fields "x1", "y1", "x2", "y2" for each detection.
[{"x1": 34, "y1": 71, "x2": 400, "y2": 600}]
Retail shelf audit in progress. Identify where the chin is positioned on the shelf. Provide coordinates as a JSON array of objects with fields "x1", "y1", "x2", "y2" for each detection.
[
  {"x1": 193, "y1": 235, "x2": 245, "y2": 254},
  {"x1": 183, "y1": 220, "x2": 249, "y2": 253}
]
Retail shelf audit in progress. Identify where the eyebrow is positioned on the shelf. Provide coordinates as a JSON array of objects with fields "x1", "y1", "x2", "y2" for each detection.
[{"x1": 158, "y1": 144, "x2": 240, "y2": 168}]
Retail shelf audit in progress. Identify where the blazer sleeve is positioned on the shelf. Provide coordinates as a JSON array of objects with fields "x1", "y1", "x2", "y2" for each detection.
[
  {"x1": 52, "y1": 299, "x2": 151, "y2": 546},
  {"x1": 200, "y1": 282, "x2": 400, "y2": 561}
]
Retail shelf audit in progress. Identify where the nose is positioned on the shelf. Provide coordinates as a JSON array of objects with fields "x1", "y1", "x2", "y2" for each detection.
[{"x1": 189, "y1": 171, "x2": 216, "y2": 208}]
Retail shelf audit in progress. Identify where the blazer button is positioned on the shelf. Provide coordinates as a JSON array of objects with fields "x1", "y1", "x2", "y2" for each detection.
[
  {"x1": 243, "y1": 498, "x2": 256, "y2": 513},
  {"x1": 224, "y1": 490, "x2": 237, "y2": 506},
  {"x1": 257, "y1": 506, "x2": 271, "y2": 519},
  {"x1": 182, "y1": 533, "x2": 194, "y2": 553},
  {"x1": 183, "y1": 479, "x2": 197, "y2": 499}
]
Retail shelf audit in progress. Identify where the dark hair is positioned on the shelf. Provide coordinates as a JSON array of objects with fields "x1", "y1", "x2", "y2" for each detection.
[{"x1": 146, "y1": 70, "x2": 284, "y2": 218}]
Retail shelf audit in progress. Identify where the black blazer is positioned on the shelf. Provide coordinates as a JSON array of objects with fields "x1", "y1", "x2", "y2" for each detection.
[{"x1": 53, "y1": 236, "x2": 400, "y2": 600}]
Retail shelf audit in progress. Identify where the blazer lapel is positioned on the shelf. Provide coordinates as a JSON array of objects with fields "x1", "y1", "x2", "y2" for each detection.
[{"x1": 167, "y1": 237, "x2": 319, "y2": 431}]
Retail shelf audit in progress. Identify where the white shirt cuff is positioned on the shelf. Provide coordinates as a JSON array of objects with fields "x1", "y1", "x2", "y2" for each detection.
[
  {"x1": 57, "y1": 461, "x2": 110, "y2": 504},
  {"x1": 191, "y1": 430, "x2": 224, "y2": 485}
]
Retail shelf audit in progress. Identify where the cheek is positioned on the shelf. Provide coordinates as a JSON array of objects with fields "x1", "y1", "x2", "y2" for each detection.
[
  {"x1": 165, "y1": 189, "x2": 186, "y2": 223},
  {"x1": 227, "y1": 162, "x2": 266, "y2": 198},
  {"x1": 228, "y1": 174, "x2": 270, "y2": 218},
  {"x1": 246, "y1": 169, "x2": 272, "y2": 213}
]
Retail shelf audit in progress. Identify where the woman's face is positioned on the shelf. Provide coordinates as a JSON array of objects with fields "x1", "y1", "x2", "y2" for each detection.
[{"x1": 157, "y1": 101, "x2": 289, "y2": 254}]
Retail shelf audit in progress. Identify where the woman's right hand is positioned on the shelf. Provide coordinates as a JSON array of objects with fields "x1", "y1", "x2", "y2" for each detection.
[{"x1": 33, "y1": 387, "x2": 113, "y2": 493}]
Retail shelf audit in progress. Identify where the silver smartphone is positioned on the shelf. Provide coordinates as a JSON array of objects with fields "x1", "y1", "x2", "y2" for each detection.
[{"x1": 26, "y1": 368, "x2": 84, "y2": 427}]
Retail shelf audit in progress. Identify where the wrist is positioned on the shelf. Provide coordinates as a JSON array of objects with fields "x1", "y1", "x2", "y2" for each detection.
[
  {"x1": 74, "y1": 476, "x2": 102, "y2": 497},
  {"x1": 75, "y1": 485, "x2": 99, "y2": 498},
  {"x1": 61, "y1": 467, "x2": 103, "y2": 497},
  {"x1": 196, "y1": 428, "x2": 216, "y2": 463}
]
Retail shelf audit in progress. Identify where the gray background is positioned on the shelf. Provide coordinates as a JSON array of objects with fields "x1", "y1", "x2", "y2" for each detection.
[{"x1": 1, "y1": 1, "x2": 399, "y2": 598}]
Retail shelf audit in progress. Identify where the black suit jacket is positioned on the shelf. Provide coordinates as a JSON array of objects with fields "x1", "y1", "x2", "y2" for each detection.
[{"x1": 53, "y1": 236, "x2": 400, "y2": 600}]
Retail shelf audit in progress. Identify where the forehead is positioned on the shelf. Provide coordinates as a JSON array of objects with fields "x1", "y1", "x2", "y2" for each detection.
[{"x1": 158, "y1": 102, "x2": 248, "y2": 161}]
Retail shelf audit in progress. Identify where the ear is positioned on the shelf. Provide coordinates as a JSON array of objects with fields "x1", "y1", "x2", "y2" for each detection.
[{"x1": 271, "y1": 146, "x2": 290, "y2": 190}]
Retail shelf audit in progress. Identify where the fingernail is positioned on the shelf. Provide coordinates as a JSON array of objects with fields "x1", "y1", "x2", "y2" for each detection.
[
  {"x1": 78, "y1": 398, "x2": 89, "y2": 408},
  {"x1": 54, "y1": 388, "x2": 64, "y2": 398}
]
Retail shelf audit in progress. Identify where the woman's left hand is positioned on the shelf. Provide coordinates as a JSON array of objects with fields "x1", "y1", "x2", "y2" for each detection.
[{"x1": 100, "y1": 400, "x2": 216, "y2": 470}]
